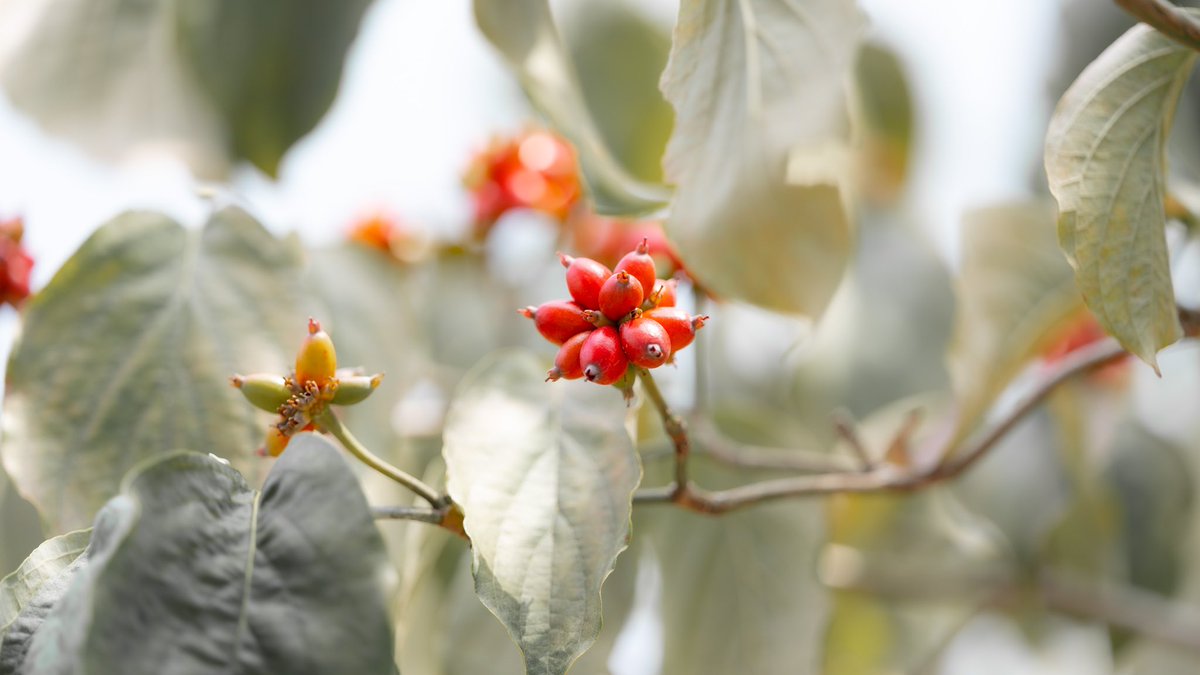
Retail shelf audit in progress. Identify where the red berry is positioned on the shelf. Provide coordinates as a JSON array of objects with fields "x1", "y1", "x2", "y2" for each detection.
[
  {"x1": 598, "y1": 271, "x2": 644, "y2": 322},
  {"x1": 647, "y1": 278, "x2": 677, "y2": 309},
  {"x1": 559, "y1": 253, "x2": 610, "y2": 311},
  {"x1": 620, "y1": 317, "x2": 672, "y2": 369},
  {"x1": 520, "y1": 300, "x2": 592, "y2": 345},
  {"x1": 644, "y1": 308, "x2": 708, "y2": 353},
  {"x1": 614, "y1": 238, "x2": 657, "y2": 302},
  {"x1": 547, "y1": 330, "x2": 590, "y2": 381},
  {"x1": 580, "y1": 326, "x2": 628, "y2": 385}
]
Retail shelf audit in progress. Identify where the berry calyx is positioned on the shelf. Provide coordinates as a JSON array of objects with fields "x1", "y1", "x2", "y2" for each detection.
[
  {"x1": 614, "y1": 238, "x2": 657, "y2": 303},
  {"x1": 519, "y1": 300, "x2": 593, "y2": 345},
  {"x1": 559, "y1": 253, "x2": 611, "y2": 311},
  {"x1": 581, "y1": 326, "x2": 628, "y2": 385},
  {"x1": 647, "y1": 278, "x2": 677, "y2": 309},
  {"x1": 644, "y1": 308, "x2": 708, "y2": 353},
  {"x1": 546, "y1": 331, "x2": 590, "y2": 381},
  {"x1": 620, "y1": 317, "x2": 672, "y2": 369},
  {"x1": 598, "y1": 271, "x2": 644, "y2": 322},
  {"x1": 296, "y1": 319, "x2": 337, "y2": 387}
]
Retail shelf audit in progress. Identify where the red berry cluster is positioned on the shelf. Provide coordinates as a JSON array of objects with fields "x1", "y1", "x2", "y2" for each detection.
[
  {"x1": 0, "y1": 217, "x2": 32, "y2": 308},
  {"x1": 521, "y1": 239, "x2": 708, "y2": 385},
  {"x1": 463, "y1": 129, "x2": 581, "y2": 235}
]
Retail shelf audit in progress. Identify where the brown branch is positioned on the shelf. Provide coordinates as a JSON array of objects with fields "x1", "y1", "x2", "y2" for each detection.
[
  {"x1": 372, "y1": 503, "x2": 468, "y2": 540},
  {"x1": 1039, "y1": 570, "x2": 1200, "y2": 655},
  {"x1": 1115, "y1": 0, "x2": 1200, "y2": 52},
  {"x1": 634, "y1": 336, "x2": 1130, "y2": 513}
]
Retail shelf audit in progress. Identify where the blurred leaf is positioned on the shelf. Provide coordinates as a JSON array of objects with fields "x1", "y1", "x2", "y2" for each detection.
[
  {"x1": 0, "y1": 530, "x2": 89, "y2": 646},
  {"x1": 474, "y1": 0, "x2": 671, "y2": 216},
  {"x1": 0, "y1": 0, "x2": 228, "y2": 175},
  {"x1": 854, "y1": 42, "x2": 915, "y2": 205},
  {"x1": 4, "y1": 435, "x2": 393, "y2": 675},
  {"x1": 1045, "y1": 15, "x2": 1198, "y2": 370},
  {"x1": 561, "y1": 1, "x2": 674, "y2": 183},
  {"x1": 647, "y1": 483, "x2": 827, "y2": 675},
  {"x1": 659, "y1": 0, "x2": 864, "y2": 317},
  {"x1": 306, "y1": 243, "x2": 420, "y2": 454},
  {"x1": 1, "y1": 208, "x2": 304, "y2": 532},
  {"x1": 0, "y1": 0, "x2": 370, "y2": 177},
  {"x1": 946, "y1": 201, "x2": 1084, "y2": 444},
  {"x1": 0, "y1": 471, "x2": 44, "y2": 580},
  {"x1": 173, "y1": 0, "x2": 372, "y2": 177},
  {"x1": 442, "y1": 352, "x2": 639, "y2": 675}
]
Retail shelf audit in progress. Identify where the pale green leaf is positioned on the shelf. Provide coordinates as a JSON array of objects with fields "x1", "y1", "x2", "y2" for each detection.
[
  {"x1": 442, "y1": 352, "x2": 640, "y2": 675},
  {"x1": 473, "y1": 0, "x2": 671, "y2": 216},
  {"x1": 647, "y1": 489, "x2": 827, "y2": 675},
  {"x1": 0, "y1": 0, "x2": 370, "y2": 177},
  {"x1": 0, "y1": 530, "x2": 90, "y2": 646},
  {"x1": 946, "y1": 201, "x2": 1085, "y2": 443},
  {"x1": 3, "y1": 435, "x2": 394, "y2": 675},
  {"x1": 173, "y1": 0, "x2": 373, "y2": 177},
  {"x1": 1045, "y1": 15, "x2": 1199, "y2": 370},
  {"x1": 659, "y1": 0, "x2": 864, "y2": 317},
  {"x1": 0, "y1": 208, "x2": 305, "y2": 532}
]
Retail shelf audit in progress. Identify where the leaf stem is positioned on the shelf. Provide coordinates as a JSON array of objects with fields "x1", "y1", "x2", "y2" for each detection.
[
  {"x1": 1115, "y1": 0, "x2": 1200, "y2": 52},
  {"x1": 316, "y1": 410, "x2": 445, "y2": 507},
  {"x1": 636, "y1": 368, "x2": 690, "y2": 499}
]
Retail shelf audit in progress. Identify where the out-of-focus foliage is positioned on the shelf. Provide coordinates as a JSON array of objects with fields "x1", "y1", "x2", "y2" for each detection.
[
  {"x1": 1, "y1": 209, "x2": 306, "y2": 532},
  {"x1": 0, "y1": 0, "x2": 371, "y2": 177}
]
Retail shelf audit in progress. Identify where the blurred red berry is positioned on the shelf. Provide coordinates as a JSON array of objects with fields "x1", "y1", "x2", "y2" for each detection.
[
  {"x1": 0, "y1": 217, "x2": 32, "y2": 308},
  {"x1": 464, "y1": 129, "x2": 582, "y2": 235}
]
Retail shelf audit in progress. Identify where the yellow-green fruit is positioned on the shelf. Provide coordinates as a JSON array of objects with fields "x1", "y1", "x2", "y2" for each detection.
[
  {"x1": 230, "y1": 373, "x2": 290, "y2": 412},
  {"x1": 331, "y1": 374, "x2": 384, "y2": 406},
  {"x1": 296, "y1": 318, "x2": 337, "y2": 387},
  {"x1": 264, "y1": 426, "x2": 291, "y2": 457}
]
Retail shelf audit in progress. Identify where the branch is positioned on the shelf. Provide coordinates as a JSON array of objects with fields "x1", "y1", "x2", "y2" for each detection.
[
  {"x1": 371, "y1": 503, "x2": 469, "y2": 540},
  {"x1": 635, "y1": 336, "x2": 1130, "y2": 513},
  {"x1": 689, "y1": 416, "x2": 859, "y2": 473},
  {"x1": 316, "y1": 410, "x2": 447, "y2": 508},
  {"x1": 1115, "y1": 0, "x2": 1200, "y2": 52}
]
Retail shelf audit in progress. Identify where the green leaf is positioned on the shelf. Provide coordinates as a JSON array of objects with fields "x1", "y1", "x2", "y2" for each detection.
[
  {"x1": 442, "y1": 352, "x2": 640, "y2": 675},
  {"x1": 1045, "y1": 14, "x2": 1199, "y2": 370},
  {"x1": 0, "y1": 530, "x2": 90, "y2": 647},
  {"x1": 0, "y1": 0, "x2": 370, "y2": 177},
  {"x1": 473, "y1": 0, "x2": 671, "y2": 216},
  {"x1": 946, "y1": 201, "x2": 1085, "y2": 443},
  {"x1": 1, "y1": 208, "x2": 305, "y2": 532},
  {"x1": 173, "y1": 0, "x2": 373, "y2": 177},
  {"x1": 658, "y1": 0, "x2": 864, "y2": 317},
  {"x1": 5, "y1": 435, "x2": 394, "y2": 675},
  {"x1": 647, "y1": 492, "x2": 828, "y2": 675}
]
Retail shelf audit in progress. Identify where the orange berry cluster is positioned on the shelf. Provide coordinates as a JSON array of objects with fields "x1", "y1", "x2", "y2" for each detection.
[{"x1": 522, "y1": 240, "x2": 707, "y2": 385}]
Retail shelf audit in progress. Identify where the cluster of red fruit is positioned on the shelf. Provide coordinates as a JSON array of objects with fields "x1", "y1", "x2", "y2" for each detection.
[
  {"x1": 0, "y1": 217, "x2": 33, "y2": 308},
  {"x1": 522, "y1": 240, "x2": 707, "y2": 385},
  {"x1": 463, "y1": 130, "x2": 581, "y2": 234}
]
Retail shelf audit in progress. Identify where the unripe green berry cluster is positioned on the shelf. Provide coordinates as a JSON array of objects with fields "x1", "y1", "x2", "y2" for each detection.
[{"x1": 521, "y1": 239, "x2": 708, "y2": 385}]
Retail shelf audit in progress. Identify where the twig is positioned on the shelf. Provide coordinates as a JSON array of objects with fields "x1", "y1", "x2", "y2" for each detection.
[
  {"x1": 371, "y1": 505, "x2": 447, "y2": 524},
  {"x1": 634, "y1": 336, "x2": 1130, "y2": 513},
  {"x1": 1039, "y1": 570, "x2": 1200, "y2": 655},
  {"x1": 1115, "y1": 0, "x2": 1200, "y2": 52},
  {"x1": 831, "y1": 409, "x2": 873, "y2": 470},
  {"x1": 637, "y1": 368, "x2": 689, "y2": 498},
  {"x1": 689, "y1": 416, "x2": 858, "y2": 473},
  {"x1": 316, "y1": 410, "x2": 447, "y2": 508}
]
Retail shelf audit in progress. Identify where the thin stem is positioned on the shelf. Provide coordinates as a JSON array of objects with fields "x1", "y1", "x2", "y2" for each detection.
[
  {"x1": 637, "y1": 368, "x2": 690, "y2": 496},
  {"x1": 371, "y1": 505, "x2": 447, "y2": 524},
  {"x1": 690, "y1": 416, "x2": 857, "y2": 473},
  {"x1": 316, "y1": 410, "x2": 445, "y2": 507},
  {"x1": 831, "y1": 408, "x2": 872, "y2": 470},
  {"x1": 1115, "y1": 0, "x2": 1200, "y2": 52}
]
